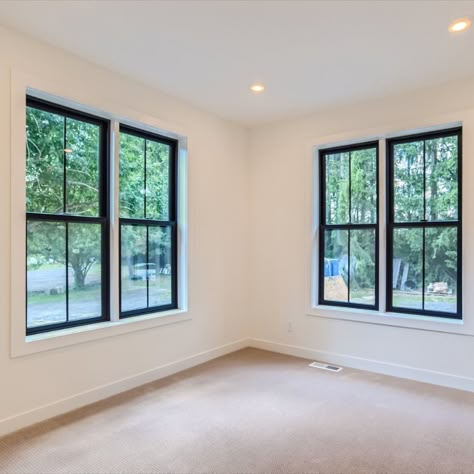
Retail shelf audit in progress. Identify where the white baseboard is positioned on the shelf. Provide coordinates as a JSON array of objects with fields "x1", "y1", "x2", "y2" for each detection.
[
  {"x1": 3, "y1": 336, "x2": 473, "y2": 437},
  {"x1": 248, "y1": 338, "x2": 474, "y2": 393},
  {"x1": 0, "y1": 338, "x2": 251, "y2": 437}
]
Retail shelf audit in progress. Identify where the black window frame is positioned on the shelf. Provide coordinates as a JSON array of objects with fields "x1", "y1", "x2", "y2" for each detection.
[
  {"x1": 119, "y1": 124, "x2": 178, "y2": 318},
  {"x1": 386, "y1": 127, "x2": 462, "y2": 320},
  {"x1": 25, "y1": 96, "x2": 110, "y2": 335},
  {"x1": 318, "y1": 141, "x2": 380, "y2": 310}
]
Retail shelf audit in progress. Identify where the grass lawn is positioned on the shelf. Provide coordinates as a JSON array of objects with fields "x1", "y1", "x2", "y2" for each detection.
[
  {"x1": 392, "y1": 290, "x2": 456, "y2": 312},
  {"x1": 28, "y1": 274, "x2": 172, "y2": 306},
  {"x1": 27, "y1": 284, "x2": 102, "y2": 304}
]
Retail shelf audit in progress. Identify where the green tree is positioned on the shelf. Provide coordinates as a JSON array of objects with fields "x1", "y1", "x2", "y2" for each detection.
[
  {"x1": 119, "y1": 132, "x2": 171, "y2": 279},
  {"x1": 392, "y1": 137, "x2": 458, "y2": 294},
  {"x1": 324, "y1": 148, "x2": 377, "y2": 295},
  {"x1": 26, "y1": 107, "x2": 171, "y2": 290}
]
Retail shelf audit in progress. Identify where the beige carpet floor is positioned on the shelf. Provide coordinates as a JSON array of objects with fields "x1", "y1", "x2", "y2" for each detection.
[{"x1": 1, "y1": 348, "x2": 474, "y2": 474}]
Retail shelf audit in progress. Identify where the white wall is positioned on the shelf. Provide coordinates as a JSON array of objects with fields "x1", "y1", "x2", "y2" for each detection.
[
  {"x1": 2, "y1": 22, "x2": 474, "y2": 437},
  {"x1": 249, "y1": 77, "x2": 474, "y2": 389},
  {"x1": 0, "y1": 26, "x2": 251, "y2": 431}
]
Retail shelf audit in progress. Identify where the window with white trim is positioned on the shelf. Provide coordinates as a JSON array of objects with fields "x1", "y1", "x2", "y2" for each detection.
[{"x1": 25, "y1": 96, "x2": 178, "y2": 335}]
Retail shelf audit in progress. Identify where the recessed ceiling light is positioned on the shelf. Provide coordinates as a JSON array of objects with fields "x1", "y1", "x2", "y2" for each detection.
[
  {"x1": 250, "y1": 83, "x2": 265, "y2": 93},
  {"x1": 448, "y1": 18, "x2": 471, "y2": 33}
]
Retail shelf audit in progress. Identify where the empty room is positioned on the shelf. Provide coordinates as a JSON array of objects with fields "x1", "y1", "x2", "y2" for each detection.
[{"x1": 1, "y1": 1, "x2": 474, "y2": 473}]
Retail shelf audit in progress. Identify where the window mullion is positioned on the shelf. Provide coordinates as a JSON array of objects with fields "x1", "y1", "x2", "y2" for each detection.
[
  {"x1": 347, "y1": 229, "x2": 351, "y2": 303},
  {"x1": 348, "y1": 152, "x2": 351, "y2": 303},
  {"x1": 110, "y1": 120, "x2": 121, "y2": 322},
  {"x1": 65, "y1": 221, "x2": 69, "y2": 323},
  {"x1": 423, "y1": 139, "x2": 426, "y2": 222},
  {"x1": 422, "y1": 227, "x2": 426, "y2": 311},
  {"x1": 144, "y1": 138, "x2": 147, "y2": 219},
  {"x1": 378, "y1": 139, "x2": 386, "y2": 312},
  {"x1": 348, "y1": 151, "x2": 352, "y2": 225},
  {"x1": 63, "y1": 117, "x2": 67, "y2": 214}
]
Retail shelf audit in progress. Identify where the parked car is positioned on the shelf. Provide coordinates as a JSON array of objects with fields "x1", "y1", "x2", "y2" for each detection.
[{"x1": 131, "y1": 263, "x2": 157, "y2": 281}]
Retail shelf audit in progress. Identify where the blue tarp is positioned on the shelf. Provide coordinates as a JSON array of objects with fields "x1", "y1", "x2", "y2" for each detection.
[{"x1": 324, "y1": 259, "x2": 340, "y2": 277}]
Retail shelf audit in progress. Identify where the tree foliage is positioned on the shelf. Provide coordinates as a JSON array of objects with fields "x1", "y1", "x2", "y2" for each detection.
[
  {"x1": 325, "y1": 138, "x2": 459, "y2": 297},
  {"x1": 392, "y1": 137, "x2": 458, "y2": 293},
  {"x1": 26, "y1": 107, "x2": 171, "y2": 289},
  {"x1": 119, "y1": 132, "x2": 171, "y2": 276},
  {"x1": 324, "y1": 148, "x2": 377, "y2": 294}
]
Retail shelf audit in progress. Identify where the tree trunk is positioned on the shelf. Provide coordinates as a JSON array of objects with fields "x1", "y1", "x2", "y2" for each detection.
[{"x1": 72, "y1": 266, "x2": 86, "y2": 289}]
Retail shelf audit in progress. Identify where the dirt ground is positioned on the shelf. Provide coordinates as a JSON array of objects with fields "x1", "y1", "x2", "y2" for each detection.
[{"x1": 324, "y1": 275, "x2": 348, "y2": 301}]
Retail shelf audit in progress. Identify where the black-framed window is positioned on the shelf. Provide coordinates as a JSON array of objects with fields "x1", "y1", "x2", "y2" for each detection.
[
  {"x1": 387, "y1": 128, "x2": 462, "y2": 319},
  {"x1": 25, "y1": 97, "x2": 110, "y2": 335},
  {"x1": 119, "y1": 125, "x2": 178, "y2": 317},
  {"x1": 319, "y1": 142, "x2": 379, "y2": 309}
]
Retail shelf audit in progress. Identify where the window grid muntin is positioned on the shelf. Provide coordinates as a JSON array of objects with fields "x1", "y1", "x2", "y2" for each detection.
[
  {"x1": 319, "y1": 141, "x2": 379, "y2": 310},
  {"x1": 386, "y1": 128, "x2": 462, "y2": 319}
]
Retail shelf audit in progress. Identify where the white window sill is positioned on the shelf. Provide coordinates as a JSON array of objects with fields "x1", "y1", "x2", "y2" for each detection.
[
  {"x1": 12, "y1": 309, "x2": 190, "y2": 358},
  {"x1": 307, "y1": 305, "x2": 473, "y2": 336}
]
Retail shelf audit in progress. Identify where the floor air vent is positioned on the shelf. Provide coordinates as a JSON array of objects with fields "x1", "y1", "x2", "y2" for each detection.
[{"x1": 309, "y1": 361, "x2": 343, "y2": 372}]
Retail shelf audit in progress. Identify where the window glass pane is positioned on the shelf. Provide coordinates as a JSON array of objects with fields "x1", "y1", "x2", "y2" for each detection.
[
  {"x1": 66, "y1": 118, "x2": 101, "y2": 216},
  {"x1": 393, "y1": 141, "x2": 424, "y2": 223},
  {"x1": 148, "y1": 226, "x2": 173, "y2": 306},
  {"x1": 425, "y1": 136, "x2": 458, "y2": 222},
  {"x1": 146, "y1": 140, "x2": 170, "y2": 220},
  {"x1": 323, "y1": 229, "x2": 348, "y2": 302},
  {"x1": 351, "y1": 148, "x2": 377, "y2": 224},
  {"x1": 120, "y1": 133, "x2": 145, "y2": 218},
  {"x1": 26, "y1": 107, "x2": 64, "y2": 214},
  {"x1": 349, "y1": 229, "x2": 376, "y2": 305},
  {"x1": 27, "y1": 221, "x2": 67, "y2": 328},
  {"x1": 424, "y1": 227, "x2": 457, "y2": 313},
  {"x1": 68, "y1": 223, "x2": 102, "y2": 321},
  {"x1": 121, "y1": 225, "x2": 147, "y2": 312},
  {"x1": 392, "y1": 228, "x2": 423, "y2": 310},
  {"x1": 325, "y1": 152, "x2": 349, "y2": 224}
]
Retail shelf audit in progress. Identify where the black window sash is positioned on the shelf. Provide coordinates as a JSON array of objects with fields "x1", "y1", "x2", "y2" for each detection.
[
  {"x1": 118, "y1": 125, "x2": 178, "y2": 318},
  {"x1": 25, "y1": 96, "x2": 110, "y2": 335},
  {"x1": 318, "y1": 141, "x2": 379, "y2": 310},
  {"x1": 386, "y1": 128, "x2": 462, "y2": 319}
]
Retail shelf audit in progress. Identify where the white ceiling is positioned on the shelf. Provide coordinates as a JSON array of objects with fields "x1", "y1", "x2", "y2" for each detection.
[{"x1": 0, "y1": 0, "x2": 473, "y2": 126}]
